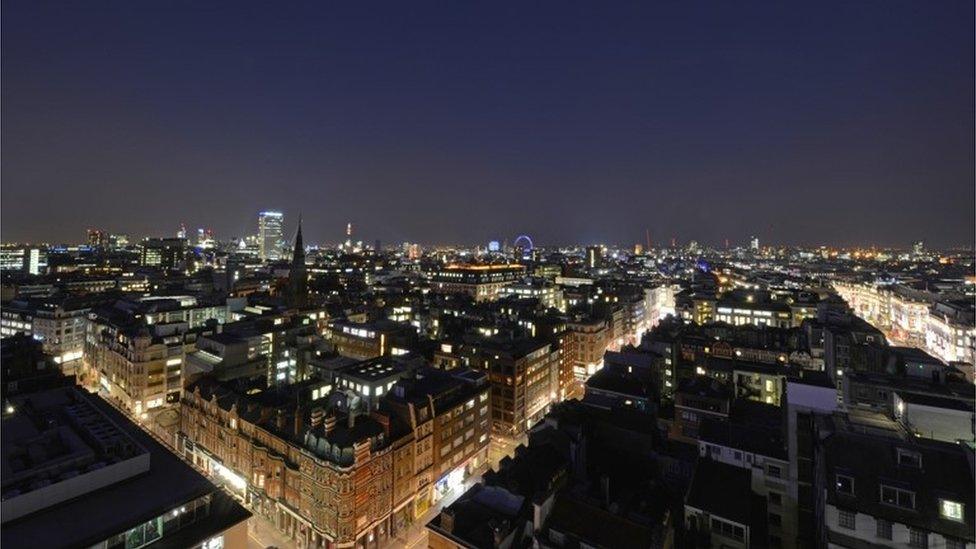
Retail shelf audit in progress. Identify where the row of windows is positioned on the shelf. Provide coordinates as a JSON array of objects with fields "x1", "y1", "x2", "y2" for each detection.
[
  {"x1": 836, "y1": 511, "x2": 966, "y2": 549},
  {"x1": 710, "y1": 517, "x2": 745, "y2": 541},
  {"x1": 95, "y1": 494, "x2": 212, "y2": 549},
  {"x1": 835, "y1": 474, "x2": 964, "y2": 521}
]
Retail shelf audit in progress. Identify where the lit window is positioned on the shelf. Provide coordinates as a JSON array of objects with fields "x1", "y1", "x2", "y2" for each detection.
[{"x1": 940, "y1": 500, "x2": 964, "y2": 522}]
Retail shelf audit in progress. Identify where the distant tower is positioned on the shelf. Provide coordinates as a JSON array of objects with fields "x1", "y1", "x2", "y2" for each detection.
[
  {"x1": 287, "y1": 217, "x2": 308, "y2": 308},
  {"x1": 346, "y1": 222, "x2": 353, "y2": 237},
  {"x1": 258, "y1": 211, "x2": 284, "y2": 261},
  {"x1": 177, "y1": 223, "x2": 187, "y2": 239},
  {"x1": 87, "y1": 228, "x2": 107, "y2": 249},
  {"x1": 586, "y1": 246, "x2": 602, "y2": 269},
  {"x1": 750, "y1": 235, "x2": 760, "y2": 252}
]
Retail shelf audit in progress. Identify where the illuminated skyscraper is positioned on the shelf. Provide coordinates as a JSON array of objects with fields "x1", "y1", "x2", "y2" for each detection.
[
  {"x1": 87, "y1": 228, "x2": 107, "y2": 249},
  {"x1": 0, "y1": 246, "x2": 46, "y2": 275},
  {"x1": 258, "y1": 211, "x2": 284, "y2": 261},
  {"x1": 586, "y1": 246, "x2": 602, "y2": 269},
  {"x1": 344, "y1": 221, "x2": 353, "y2": 251}
]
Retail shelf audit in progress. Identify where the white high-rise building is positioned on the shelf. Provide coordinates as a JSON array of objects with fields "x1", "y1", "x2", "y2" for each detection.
[
  {"x1": 258, "y1": 211, "x2": 284, "y2": 261},
  {"x1": 750, "y1": 235, "x2": 760, "y2": 251},
  {"x1": 0, "y1": 246, "x2": 46, "y2": 275}
]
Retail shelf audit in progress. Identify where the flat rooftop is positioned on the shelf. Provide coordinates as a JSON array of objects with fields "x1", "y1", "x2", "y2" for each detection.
[
  {"x1": 340, "y1": 356, "x2": 409, "y2": 382},
  {"x1": 1, "y1": 386, "x2": 250, "y2": 549},
  {"x1": 2, "y1": 387, "x2": 150, "y2": 522}
]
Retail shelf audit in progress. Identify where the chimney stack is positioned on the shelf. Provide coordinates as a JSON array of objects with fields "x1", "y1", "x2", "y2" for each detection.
[
  {"x1": 371, "y1": 410, "x2": 391, "y2": 437},
  {"x1": 440, "y1": 509, "x2": 455, "y2": 534},
  {"x1": 311, "y1": 406, "x2": 325, "y2": 428}
]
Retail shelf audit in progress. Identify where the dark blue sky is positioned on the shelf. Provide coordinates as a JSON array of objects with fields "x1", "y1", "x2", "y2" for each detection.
[{"x1": 3, "y1": 2, "x2": 973, "y2": 247}]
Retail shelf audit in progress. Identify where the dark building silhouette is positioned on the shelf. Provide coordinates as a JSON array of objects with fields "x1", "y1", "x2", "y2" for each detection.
[{"x1": 287, "y1": 217, "x2": 308, "y2": 308}]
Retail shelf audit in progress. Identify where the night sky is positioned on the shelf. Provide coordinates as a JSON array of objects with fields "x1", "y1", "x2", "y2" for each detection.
[{"x1": 2, "y1": 2, "x2": 973, "y2": 248}]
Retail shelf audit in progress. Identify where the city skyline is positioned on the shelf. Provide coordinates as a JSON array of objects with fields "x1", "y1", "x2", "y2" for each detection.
[
  {"x1": 1, "y1": 3, "x2": 973, "y2": 549},
  {"x1": 4, "y1": 211, "x2": 972, "y2": 252},
  {"x1": 2, "y1": 2, "x2": 974, "y2": 247}
]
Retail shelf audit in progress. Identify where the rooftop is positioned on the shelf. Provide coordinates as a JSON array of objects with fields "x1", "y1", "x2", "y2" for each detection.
[
  {"x1": 429, "y1": 483, "x2": 526, "y2": 548},
  {"x1": 543, "y1": 493, "x2": 658, "y2": 549},
  {"x1": 823, "y1": 421, "x2": 975, "y2": 541},
  {"x1": 1, "y1": 387, "x2": 249, "y2": 549}
]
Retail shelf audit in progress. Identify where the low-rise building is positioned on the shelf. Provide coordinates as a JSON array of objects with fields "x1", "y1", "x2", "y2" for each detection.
[
  {"x1": 2, "y1": 296, "x2": 94, "y2": 373},
  {"x1": 565, "y1": 315, "x2": 612, "y2": 382},
  {"x1": 326, "y1": 319, "x2": 417, "y2": 361},
  {"x1": 685, "y1": 458, "x2": 767, "y2": 549},
  {"x1": 459, "y1": 337, "x2": 559, "y2": 437},
  {"x1": 926, "y1": 300, "x2": 975, "y2": 366},
  {"x1": 2, "y1": 385, "x2": 250, "y2": 549},
  {"x1": 672, "y1": 376, "x2": 732, "y2": 441},
  {"x1": 86, "y1": 312, "x2": 196, "y2": 416},
  {"x1": 821, "y1": 412, "x2": 975, "y2": 549},
  {"x1": 699, "y1": 400, "x2": 794, "y2": 548},
  {"x1": 430, "y1": 264, "x2": 525, "y2": 302},
  {"x1": 382, "y1": 367, "x2": 492, "y2": 521},
  {"x1": 140, "y1": 237, "x2": 188, "y2": 269}
]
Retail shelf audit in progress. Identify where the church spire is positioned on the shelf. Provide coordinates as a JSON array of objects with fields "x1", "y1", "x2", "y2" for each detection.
[
  {"x1": 287, "y1": 215, "x2": 308, "y2": 308},
  {"x1": 292, "y1": 214, "x2": 305, "y2": 264}
]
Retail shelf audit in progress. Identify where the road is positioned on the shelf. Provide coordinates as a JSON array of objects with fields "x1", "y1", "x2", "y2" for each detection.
[{"x1": 247, "y1": 514, "x2": 296, "y2": 549}]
